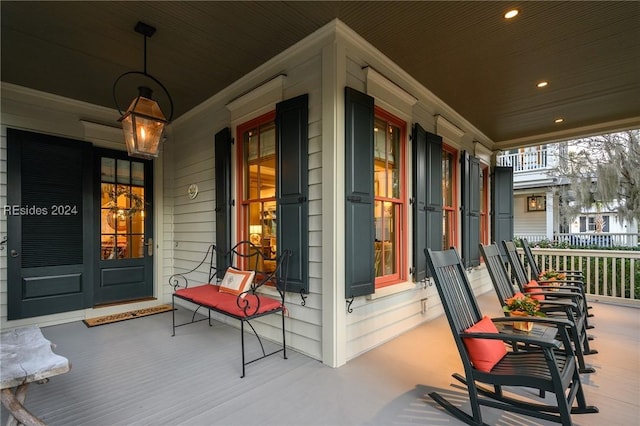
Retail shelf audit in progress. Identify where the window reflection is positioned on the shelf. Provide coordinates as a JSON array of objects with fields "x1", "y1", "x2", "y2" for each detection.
[
  {"x1": 373, "y1": 113, "x2": 403, "y2": 282},
  {"x1": 242, "y1": 115, "x2": 277, "y2": 272}
]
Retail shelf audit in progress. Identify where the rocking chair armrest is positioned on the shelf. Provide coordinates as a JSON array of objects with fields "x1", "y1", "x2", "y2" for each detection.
[
  {"x1": 527, "y1": 291, "x2": 583, "y2": 303},
  {"x1": 537, "y1": 284, "x2": 584, "y2": 295},
  {"x1": 462, "y1": 329, "x2": 561, "y2": 349},
  {"x1": 538, "y1": 279, "x2": 584, "y2": 286},
  {"x1": 492, "y1": 315, "x2": 573, "y2": 329},
  {"x1": 535, "y1": 282, "x2": 583, "y2": 291}
]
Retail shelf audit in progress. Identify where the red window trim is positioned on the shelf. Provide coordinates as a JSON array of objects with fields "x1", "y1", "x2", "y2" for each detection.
[
  {"x1": 373, "y1": 106, "x2": 407, "y2": 288},
  {"x1": 235, "y1": 111, "x2": 276, "y2": 246},
  {"x1": 442, "y1": 144, "x2": 458, "y2": 250},
  {"x1": 480, "y1": 164, "x2": 489, "y2": 246}
]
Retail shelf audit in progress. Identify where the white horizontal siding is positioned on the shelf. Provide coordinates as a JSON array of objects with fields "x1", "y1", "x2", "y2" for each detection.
[
  {"x1": 514, "y1": 194, "x2": 547, "y2": 236},
  {"x1": 166, "y1": 51, "x2": 325, "y2": 361}
]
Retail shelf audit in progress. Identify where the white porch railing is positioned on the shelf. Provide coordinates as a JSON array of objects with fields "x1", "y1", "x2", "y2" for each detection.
[
  {"x1": 517, "y1": 233, "x2": 640, "y2": 248},
  {"x1": 517, "y1": 247, "x2": 640, "y2": 306},
  {"x1": 555, "y1": 233, "x2": 639, "y2": 248}
]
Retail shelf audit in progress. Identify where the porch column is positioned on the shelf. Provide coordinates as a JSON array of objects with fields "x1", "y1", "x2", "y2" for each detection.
[
  {"x1": 546, "y1": 191, "x2": 554, "y2": 240},
  {"x1": 321, "y1": 38, "x2": 348, "y2": 368}
]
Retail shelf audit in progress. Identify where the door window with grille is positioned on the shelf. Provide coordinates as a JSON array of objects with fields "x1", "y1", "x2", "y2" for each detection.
[{"x1": 100, "y1": 158, "x2": 145, "y2": 260}]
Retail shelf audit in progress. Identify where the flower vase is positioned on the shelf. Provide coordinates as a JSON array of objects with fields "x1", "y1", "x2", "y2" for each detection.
[{"x1": 510, "y1": 310, "x2": 533, "y2": 332}]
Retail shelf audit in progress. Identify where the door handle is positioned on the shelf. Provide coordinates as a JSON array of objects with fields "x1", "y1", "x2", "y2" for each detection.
[
  {"x1": 145, "y1": 238, "x2": 153, "y2": 256},
  {"x1": 10, "y1": 249, "x2": 19, "y2": 258}
]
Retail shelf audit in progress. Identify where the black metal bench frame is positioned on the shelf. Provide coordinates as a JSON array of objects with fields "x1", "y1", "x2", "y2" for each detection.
[{"x1": 169, "y1": 241, "x2": 291, "y2": 377}]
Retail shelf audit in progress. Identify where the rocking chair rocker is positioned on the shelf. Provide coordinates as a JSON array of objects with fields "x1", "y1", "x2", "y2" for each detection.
[{"x1": 425, "y1": 247, "x2": 598, "y2": 426}]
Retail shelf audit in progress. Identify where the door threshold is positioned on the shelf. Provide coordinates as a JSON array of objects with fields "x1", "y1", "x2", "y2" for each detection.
[{"x1": 93, "y1": 297, "x2": 157, "y2": 309}]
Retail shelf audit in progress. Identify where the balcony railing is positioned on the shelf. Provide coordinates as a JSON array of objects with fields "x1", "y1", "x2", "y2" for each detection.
[
  {"x1": 496, "y1": 148, "x2": 555, "y2": 172},
  {"x1": 515, "y1": 247, "x2": 640, "y2": 305}
]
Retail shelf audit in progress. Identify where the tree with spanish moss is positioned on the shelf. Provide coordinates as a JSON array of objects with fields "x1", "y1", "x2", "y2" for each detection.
[{"x1": 551, "y1": 129, "x2": 640, "y2": 228}]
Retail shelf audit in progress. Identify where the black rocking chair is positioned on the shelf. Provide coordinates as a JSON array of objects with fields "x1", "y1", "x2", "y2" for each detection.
[
  {"x1": 503, "y1": 240, "x2": 596, "y2": 335},
  {"x1": 521, "y1": 238, "x2": 594, "y2": 317},
  {"x1": 425, "y1": 247, "x2": 598, "y2": 426},
  {"x1": 480, "y1": 243, "x2": 595, "y2": 374},
  {"x1": 522, "y1": 238, "x2": 585, "y2": 281}
]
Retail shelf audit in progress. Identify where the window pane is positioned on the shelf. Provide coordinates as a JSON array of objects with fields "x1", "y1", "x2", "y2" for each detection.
[
  {"x1": 374, "y1": 201, "x2": 396, "y2": 277},
  {"x1": 116, "y1": 159, "x2": 130, "y2": 184},
  {"x1": 246, "y1": 129, "x2": 259, "y2": 161},
  {"x1": 131, "y1": 162, "x2": 144, "y2": 186},
  {"x1": 259, "y1": 122, "x2": 276, "y2": 157},
  {"x1": 373, "y1": 121, "x2": 400, "y2": 200},
  {"x1": 389, "y1": 125, "x2": 400, "y2": 198},
  {"x1": 101, "y1": 158, "x2": 115, "y2": 183},
  {"x1": 259, "y1": 157, "x2": 276, "y2": 198},
  {"x1": 443, "y1": 210, "x2": 453, "y2": 249},
  {"x1": 374, "y1": 118, "x2": 387, "y2": 161},
  {"x1": 442, "y1": 152, "x2": 454, "y2": 206}
]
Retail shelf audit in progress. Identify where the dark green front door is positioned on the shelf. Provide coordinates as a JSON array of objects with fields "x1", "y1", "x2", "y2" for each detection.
[
  {"x1": 7, "y1": 130, "x2": 155, "y2": 319},
  {"x1": 94, "y1": 149, "x2": 154, "y2": 305}
]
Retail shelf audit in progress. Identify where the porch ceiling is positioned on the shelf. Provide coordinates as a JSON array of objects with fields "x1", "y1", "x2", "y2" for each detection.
[{"x1": 2, "y1": 1, "x2": 639, "y2": 150}]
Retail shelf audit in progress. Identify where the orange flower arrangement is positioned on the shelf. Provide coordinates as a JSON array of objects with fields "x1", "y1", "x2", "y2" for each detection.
[
  {"x1": 503, "y1": 293, "x2": 545, "y2": 317},
  {"x1": 538, "y1": 269, "x2": 567, "y2": 281}
]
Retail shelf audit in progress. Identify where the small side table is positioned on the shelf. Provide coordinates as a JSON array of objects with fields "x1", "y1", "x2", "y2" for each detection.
[{"x1": 1, "y1": 326, "x2": 71, "y2": 426}]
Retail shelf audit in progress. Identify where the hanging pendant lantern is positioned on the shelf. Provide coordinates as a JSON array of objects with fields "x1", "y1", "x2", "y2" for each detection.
[{"x1": 113, "y1": 22, "x2": 173, "y2": 159}]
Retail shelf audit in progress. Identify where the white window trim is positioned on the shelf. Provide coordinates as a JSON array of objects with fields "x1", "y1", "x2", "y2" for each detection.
[{"x1": 366, "y1": 280, "x2": 418, "y2": 300}]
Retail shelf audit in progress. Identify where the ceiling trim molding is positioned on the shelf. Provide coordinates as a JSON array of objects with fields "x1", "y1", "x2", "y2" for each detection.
[
  {"x1": 1, "y1": 82, "x2": 117, "y2": 118},
  {"x1": 435, "y1": 114, "x2": 465, "y2": 144},
  {"x1": 80, "y1": 120, "x2": 126, "y2": 150},
  {"x1": 364, "y1": 66, "x2": 417, "y2": 119}
]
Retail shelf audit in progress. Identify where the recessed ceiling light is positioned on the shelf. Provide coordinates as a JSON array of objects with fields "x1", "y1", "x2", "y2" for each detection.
[
  {"x1": 504, "y1": 9, "x2": 519, "y2": 19},
  {"x1": 554, "y1": 118, "x2": 564, "y2": 124},
  {"x1": 537, "y1": 81, "x2": 549, "y2": 88}
]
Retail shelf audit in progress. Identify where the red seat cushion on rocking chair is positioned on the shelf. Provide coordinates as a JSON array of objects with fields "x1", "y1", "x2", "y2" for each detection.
[
  {"x1": 463, "y1": 316, "x2": 507, "y2": 372},
  {"x1": 524, "y1": 279, "x2": 546, "y2": 301}
]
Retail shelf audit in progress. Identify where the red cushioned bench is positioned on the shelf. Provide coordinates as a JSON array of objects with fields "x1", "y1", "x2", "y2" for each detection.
[{"x1": 170, "y1": 241, "x2": 291, "y2": 377}]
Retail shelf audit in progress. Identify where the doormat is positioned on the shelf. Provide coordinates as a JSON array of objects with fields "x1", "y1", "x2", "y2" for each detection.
[{"x1": 83, "y1": 304, "x2": 174, "y2": 327}]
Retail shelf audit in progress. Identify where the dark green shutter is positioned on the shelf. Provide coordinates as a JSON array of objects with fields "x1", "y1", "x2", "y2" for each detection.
[
  {"x1": 412, "y1": 124, "x2": 428, "y2": 281},
  {"x1": 491, "y1": 166, "x2": 514, "y2": 257},
  {"x1": 425, "y1": 130, "x2": 443, "y2": 253},
  {"x1": 215, "y1": 127, "x2": 232, "y2": 273},
  {"x1": 345, "y1": 87, "x2": 375, "y2": 298},
  {"x1": 412, "y1": 124, "x2": 443, "y2": 279},
  {"x1": 461, "y1": 151, "x2": 481, "y2": 267},
  {"x1": 276, "y1": 94, "x2": 309, "y2": 294},
  {"x1": 7, "y1": 129, "x2": 92, "y2": 319}
]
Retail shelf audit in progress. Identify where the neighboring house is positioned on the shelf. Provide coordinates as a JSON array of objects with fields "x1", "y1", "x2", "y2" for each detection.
[
  {"x1": 1, "y1": 20, "x2": 517, "y2": 368},
  {"x1": 497, "y1": 144, "x2": 637, "y2": 246}
]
